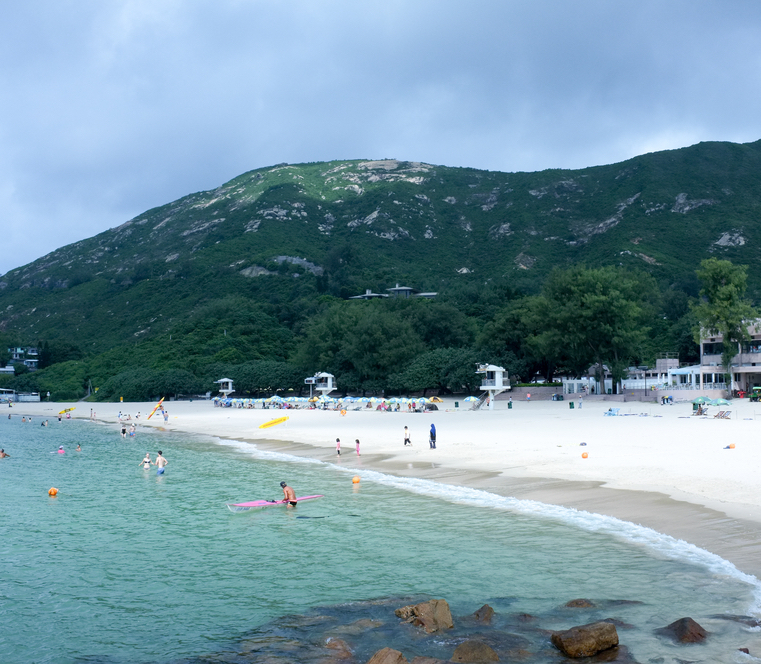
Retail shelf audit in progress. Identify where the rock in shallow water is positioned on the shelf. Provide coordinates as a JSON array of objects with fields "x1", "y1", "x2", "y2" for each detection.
[
  {"x1": 551, "y1": 621, "x2": 619, "y2": 658},
  {"x1": 366, "y1": 646, "x2": 408, "y2": 664},
  {"x1": 394, "y1": 599, "x2": 454, "y2": 634},
  {"x1": 655, "y1": 617, "x2": 707, "y2": 643},
  {"x1": 450, "y1": 639, "x2": 499, "y2": 662}
]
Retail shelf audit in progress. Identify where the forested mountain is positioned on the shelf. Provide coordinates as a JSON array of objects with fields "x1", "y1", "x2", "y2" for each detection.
[{"x1": 1, "y1": 139, "x2": 760, "y2": 399}]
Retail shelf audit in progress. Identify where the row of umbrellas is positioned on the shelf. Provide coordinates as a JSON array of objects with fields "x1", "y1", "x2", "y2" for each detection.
[
  {"x1": 692, "y1": 396, "x2": 731, "y2": 406},
  {"x1": 213, "y1": 395, "x2": 473, "y2": 405}
]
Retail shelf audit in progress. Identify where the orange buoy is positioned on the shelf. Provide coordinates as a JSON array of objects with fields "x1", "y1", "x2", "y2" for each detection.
[
  {"x1": 581, "y1": 453, "x2": 589, "y2": 459},
  {"x1": 352, "y1": 476, "x2": 360, "y2": 484},
  {"x1": 48, "y1": 487, "x2": 58, "y2": 496},
  {"x1": 729, "y1": 443, "x2": 736, "y2": 449},
  {"x1": 340, "y1": 409, "x2": 347, "y2": 416}
]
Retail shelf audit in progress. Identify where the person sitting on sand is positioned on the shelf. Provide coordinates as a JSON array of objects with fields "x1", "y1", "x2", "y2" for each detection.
[{"x1": 280, "y1": 481, "x2": 297, "y2": 506}]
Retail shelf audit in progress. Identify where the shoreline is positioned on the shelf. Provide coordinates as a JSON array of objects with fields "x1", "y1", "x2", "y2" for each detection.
[{"x1": 11, "y1": 398, "x2": 761, "y2": 580}]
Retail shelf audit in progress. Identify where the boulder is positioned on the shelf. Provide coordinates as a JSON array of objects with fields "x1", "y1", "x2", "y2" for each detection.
[
  {"x1": 450, "y1": 639, "x2": 499, "y2": 662},
  {"x1": 410, "y1": 658, "x2": 449, "y2": 664},
  {"x1": 395, "y1": 599, "x2": 454, "y2": 633},
  {"x1": 551, "y1": 621, "x2": 619, "y2": 658},
  {"x1": 325, "y1": 637, "x2": 354, "y2": 660},
  {"x1": 565, "y1": 598, "x2": 596, "y2": 608},
  {"x1": 472, "y1": 604, "x2": 494, "y2": 624},
  {"x1": 655, "y1": 617, "x2": 707, "y2": 643},
  {"x1": 739, "y1": 648, "x2": 750, "y2": 654},
  {"x1": 367, "y1": 647, "x2": 409, "y2": 664}
]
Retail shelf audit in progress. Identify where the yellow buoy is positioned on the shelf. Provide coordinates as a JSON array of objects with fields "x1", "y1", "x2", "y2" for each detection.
[
  {"x1": 581, "y1": 453, "x2": 589, "y2": 459},
  {"x1": 352, "y1": 476, "x2": 361, "y2": 484},
  {"x1": 48, "y1": 487, "x2": 58, "y2": 496}
]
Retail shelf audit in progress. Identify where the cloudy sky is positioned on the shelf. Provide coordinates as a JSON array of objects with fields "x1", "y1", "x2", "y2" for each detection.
[{"x1": 2, "y1": 0, "x2": 760, "y2": 276}]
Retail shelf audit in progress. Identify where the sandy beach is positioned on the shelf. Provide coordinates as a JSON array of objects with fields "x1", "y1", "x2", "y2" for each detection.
[{"x1": 13, "y1": 397, "x2": 761, "y2": 578}]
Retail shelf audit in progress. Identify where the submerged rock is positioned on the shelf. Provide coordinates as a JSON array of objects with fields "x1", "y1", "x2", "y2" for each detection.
[
  {"x1": 655, "y1": 617, "x2": 707, "y2": 643},
  {"x1": 450, "y1": 639, "x2": 499, "y2": 662},
  {"x1": 395, "y1": 599, "x2": 454, "y2": 634},
  {"x1": 565, "y1": 598, "x2": 596, "y2": 608},
  {"x1": 551, "y1": 621, "x2": 619, "y2": 658}
]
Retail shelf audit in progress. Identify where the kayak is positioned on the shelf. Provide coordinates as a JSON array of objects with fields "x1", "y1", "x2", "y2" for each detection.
[
  {"x1": 226, "y1": 494, "x2": 324, "y2": 513},
  {"x1": 259, "y1": 416, "x2": 289, "y2": 429}
]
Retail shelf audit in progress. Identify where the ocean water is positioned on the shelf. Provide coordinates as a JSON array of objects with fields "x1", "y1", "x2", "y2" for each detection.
[{"x1": 1, "y1": 416, "x2": 760, "y2": 663}]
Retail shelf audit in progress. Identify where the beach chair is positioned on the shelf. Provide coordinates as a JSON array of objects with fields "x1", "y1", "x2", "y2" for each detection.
[
  {"x1": 721, "y1": 411, "x2": 731, "y2": 419},
  {"x1": 604, "y1": 408, "x2": 620, "y2": 416},
  {"x1": 713, "y1": 411, "x2": 725, "y2": 419}
]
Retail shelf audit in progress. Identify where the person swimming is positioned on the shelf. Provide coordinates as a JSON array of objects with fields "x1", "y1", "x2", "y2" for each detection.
[{"x1": 57, "y1": 446, "x2": 65, "y2": 454}]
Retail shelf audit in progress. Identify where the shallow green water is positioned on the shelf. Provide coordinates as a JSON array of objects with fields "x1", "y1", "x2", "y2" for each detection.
[{"x1": 0, "y1": 417, "x2": 759, "y2": 663}]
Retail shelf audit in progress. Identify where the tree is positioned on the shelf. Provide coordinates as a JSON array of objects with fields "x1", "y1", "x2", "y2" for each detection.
[
  {"x1": 529, "y1": 266, "x2": 653, "y2": 393},
  {"x1": 691, "y1": 258, "x2": 758, "y2": 389}
]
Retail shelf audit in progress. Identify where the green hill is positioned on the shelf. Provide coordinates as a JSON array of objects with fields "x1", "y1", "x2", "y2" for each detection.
[{"x1": 1, "y1": 139, "x2": 760, "y2": 398}]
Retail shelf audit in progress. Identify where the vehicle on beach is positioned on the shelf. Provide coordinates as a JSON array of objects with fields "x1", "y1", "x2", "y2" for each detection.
[{"x1": 749, "y1": 387, "x2": 761, "y2": 402}]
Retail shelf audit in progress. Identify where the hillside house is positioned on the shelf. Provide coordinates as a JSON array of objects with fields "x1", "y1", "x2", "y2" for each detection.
[{"x1": 7, "y1": 347, "x2": 39, "y2": 371}]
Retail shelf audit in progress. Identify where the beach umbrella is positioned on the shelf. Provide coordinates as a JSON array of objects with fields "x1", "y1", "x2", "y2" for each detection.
[
  {"x1": 711, "y1": 398, "x2": 730, "y2": 406},
  {"x1": 308, "y1": 397, "x2": 319, "y2": 402},
  {"x1": 464, "y1": 396, "x2": 479, "y2": 402},
  {"x1": 691, "y1": 396, "x2": 711, "y2": 404}
]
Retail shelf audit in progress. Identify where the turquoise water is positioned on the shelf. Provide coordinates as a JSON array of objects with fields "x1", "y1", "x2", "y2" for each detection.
[{"x1": 1, "y1": 416, "x2": 760, "y2": 663}]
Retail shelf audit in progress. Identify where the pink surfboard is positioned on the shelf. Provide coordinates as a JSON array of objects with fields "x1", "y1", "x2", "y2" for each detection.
[{"x1": 226, "y1": 495, "x2": 324, "y2": 513}]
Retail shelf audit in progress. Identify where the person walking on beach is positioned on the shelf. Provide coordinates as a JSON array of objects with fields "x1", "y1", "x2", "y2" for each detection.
[
  {"x1": 154, "y1": 451, "x2": 168, "y2": 474},
  {"x1": 355, "y1": 439, "x2": 360, "y2": 456},
  {"x1": 280, "y1": 481, "x2": 297, "y2": 506},
  {"x1": 579, "y1": 397, "x2": 583, "y2": 409},
  {"x1": 429, "y1": 424, "x2": 436, "y2": 449},
  {"x1": 403, "y1": 426, "x2": 411, "y2": 446},
  {"x1": 336, "y1": 438, "x2": 341, "y2": 456},
  {"x1": 163, "y1": 410, "x2": 169, "y2": 424}
]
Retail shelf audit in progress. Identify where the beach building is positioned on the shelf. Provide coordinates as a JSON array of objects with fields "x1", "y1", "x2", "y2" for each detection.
[
  {"x1": 304, "y1": 372, "x2": 336, "y2": 398},
  {"x1": 215, "y1": 378, "x2": 235, "y2": 397},
  {"x1": 689, "y1": 323, "x2": 761, "y2": 393},
  {"x1": 475, "y1": 363, "x2": 509, "y2": 410}
]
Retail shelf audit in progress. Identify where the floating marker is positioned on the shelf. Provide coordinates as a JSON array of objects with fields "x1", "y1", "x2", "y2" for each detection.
[
  {"x1": 352, "y1": 476, "x2": 361, "y2": 484},
  {"x1": 48, "y1": 487, "x2": 58, "y2": 496},
  {"x1": 581, "y1": 453, "x2": 589, "y2": 459}
]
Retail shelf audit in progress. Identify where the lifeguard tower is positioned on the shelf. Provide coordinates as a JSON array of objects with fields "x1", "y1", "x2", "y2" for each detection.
[
  {"x1": 475, "y1": 364, "x2": 510, "y2": 410},
  {"x1": 215, "y1": 378, "x2": 234, "y2": 398},
  {"x1": 304, "y1": 372, "x2": 336, "y2": 399}
]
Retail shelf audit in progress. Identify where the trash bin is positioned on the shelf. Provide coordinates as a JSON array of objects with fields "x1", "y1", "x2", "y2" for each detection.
[
  {"x1": 508, "y1": 402, "x2": 512, "y2": 409},
  {"x1": 692, "y1": 402, "x2": 698, "y2": 412},
  {"x1": 454, "y1": 402, "x2": 459, "y2": 408},
  {"x1": 569, "y1": 402, "x2": 575, "y2": 409}
]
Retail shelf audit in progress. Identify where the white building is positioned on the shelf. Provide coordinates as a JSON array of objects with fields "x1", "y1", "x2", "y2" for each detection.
[
  {"x1": 215, "y1": 378, "x2": 234, "y2": 397},
  {"x1": 475, "y1": 363, "x2": 509, "y2": 410},
  {"x1": 305, "y1": 372, "x2": 336, "y2": 398}
]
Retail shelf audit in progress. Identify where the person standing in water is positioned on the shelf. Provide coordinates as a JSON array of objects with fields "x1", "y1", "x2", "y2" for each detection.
[
  {"x1": 139, "y1": 453, "x2": 151, "y2": 469},
  {"x1": 154, "y1": 451, "x2": 168, "y2": 474},
  {"x1": 280, "y1": 481, "x2": 297, "y2": 506},
  {"x1": 76, "y1": 444, "x2": 81, "y2": 452},
  {"x1": 336, "y1": 438, "x2": 341, "y2": 456},
  {"x1": 0, "y1": 449, "x2": 10, "y2": 458}
]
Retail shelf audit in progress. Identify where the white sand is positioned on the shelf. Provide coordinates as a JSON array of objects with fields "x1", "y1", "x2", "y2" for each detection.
[{"x1": 13, "y1": 397, "x2": 761, "y2": 575}]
